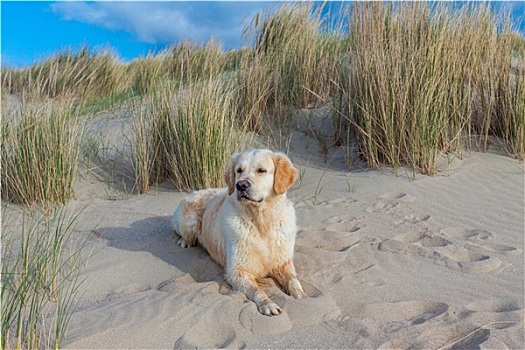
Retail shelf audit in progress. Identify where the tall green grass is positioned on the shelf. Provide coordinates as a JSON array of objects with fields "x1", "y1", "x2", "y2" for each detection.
[
  {"x1": 1, "y1": 206, "x2": 89, "y2": 349},
  {"x1": 167, "y1": 78, "x2": 246, "y2": 191},
  {"x1": 2, "y1": 1, "x2": 524, "y2": 189},
  {"x1": 1, "y1": 98, "x2": 84, "y2": 207},
  {"x1": 127, "y1": 53, "x2": 165, "y2": 96},
  {"x1": 242, "y1": 2, "x2": 344, "y2": 126},
  {"x1": 233, "y1": 53, "x2": 272, "y2": 132},
  {"x1": 2, "y1": 47, "x2": 127, "y2": 104},
  {"x1": 340, "y1": 2, "x2": 523, "y2": 175},
  {"x1": 128, "y1": 39, "x2": 228, "y2": 96},
  {"x1": 131, "y1": 77, "x2": 248, "y2": 193}
]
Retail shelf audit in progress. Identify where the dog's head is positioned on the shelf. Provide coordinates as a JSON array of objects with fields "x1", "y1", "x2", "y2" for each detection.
[{"x1": 224, "y1": 149, "x2": 298, "y2": 204}]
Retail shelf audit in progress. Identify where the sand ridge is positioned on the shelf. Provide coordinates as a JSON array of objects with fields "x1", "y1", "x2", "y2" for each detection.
[
  {"x1": 13, "y1": 110, "x2": 516, "y2": 349},
  {"x1": 52, "y1": 139, "x2": 524, "y2": 349}
]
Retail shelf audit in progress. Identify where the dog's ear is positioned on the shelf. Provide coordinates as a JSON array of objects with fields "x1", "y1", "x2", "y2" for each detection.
[
  {"x1": 273, "y1": 153, "x2": 298, "y2": 195},
  {"x1": 224, "y1": 153, "x2": 238, "y2": 196}
]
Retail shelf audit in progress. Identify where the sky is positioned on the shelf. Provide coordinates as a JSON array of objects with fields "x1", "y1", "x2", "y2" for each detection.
[
  {"x1": 1, "y1": 1, "x2": 525, "y2": 69},
  {"x1": 1, "y1": 1, "x2": 280, "y2": 68}
]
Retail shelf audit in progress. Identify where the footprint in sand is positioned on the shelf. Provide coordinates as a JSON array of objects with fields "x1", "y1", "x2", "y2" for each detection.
[
  {"x1": 395, "y1": 232, "x2": 451, "y2": 247},
  {"x1": 238, "y1": 280, "x2": 340, "y2": 332},
  {"x1": 441, "y1": 228, "x2": 492, "y2": 240},
  {"x1": 366, "y1": 192, "x2": 415, "y2": 213},
  {"x1": 325, "y1": 216, "x2": 363, "y2": 233},
  {"x1": 384, "y1": 300, "x2": 523, "y2": 349},
  {"x1": 296, "y1": 216, "x2": 362, "y2": 252},
  {"x1": 380, "y1": 321, "x2": 492, "y2": 350},
  {"x1": 343, "y1": 300, "x2": 448, "y2": 334},
  {"x1": 327, "y1": 263, "x2": 383, "y2": 288},
  {"x1": 238, "y1": 305, "x2": 293, "y2": 336},
  {"x1": 300, "y1": 217, "x2": 362, "y2": 253},
  {"x1": 174, "y1": 318, "x2": 245, "y2": 349},
  {"x1": 440, "y1": 228, "x2": 521, "y2": 256},
  {"x1": 377, "y1": 230, "x2": 503, "y2": 274},
  {"x1": 466, "y1": 299, "x2": 522, "y2": 314},
  {"x1": 462, "y1": 300, "x2": 524, "y2": 334},
  {"x1": 395, "y1": 213, "x2": 432, "y2": 225}
]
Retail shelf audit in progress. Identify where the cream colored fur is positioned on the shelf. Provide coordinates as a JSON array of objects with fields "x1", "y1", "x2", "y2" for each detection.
[{"x1": 171, "y1": 149, "x2": 306, "y2": 316}]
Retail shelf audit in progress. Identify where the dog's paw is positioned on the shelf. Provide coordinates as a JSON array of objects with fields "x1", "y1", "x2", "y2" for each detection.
[
  {"x1": 178, "y1": 237, "x2": 190, "y2": 248},
  {"x1": 258, "y1": 301, "x2": 282, "y2": 316},
  {"x1": 289, "y1": 280, "x2": 307, "y2": 299},
  {"x1": 291, "y1": 289, "x2": 307, "y2": 299}
]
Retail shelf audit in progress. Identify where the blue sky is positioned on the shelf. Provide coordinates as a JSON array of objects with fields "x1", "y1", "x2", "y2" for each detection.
[
  {"x1": 1, "y1": 1, "x2": 280, "y2": 67},
  {"x1": 2, "y1": 1, "x2": 524, "y2": 69}
]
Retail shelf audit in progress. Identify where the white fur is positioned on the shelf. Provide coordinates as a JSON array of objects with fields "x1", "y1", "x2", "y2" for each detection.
[{"x1": 171, "y1": 149, "x2": 306, "y2": 316}]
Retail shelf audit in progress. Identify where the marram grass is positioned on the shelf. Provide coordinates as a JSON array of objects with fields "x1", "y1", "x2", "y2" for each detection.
[
  {"x1": 340, "y1": 1, "x2": 523, "y2": 175},
  {"x1": 1, "y1": 98, "x2": 84, "y2": 207},
  {"x1": 2, "y1": 1, "x2": 524, "y2": 187},
  {"x1": 243, "y1": 2, "x2": 344, "y2": 125},
  {"x1": 1, "y1": 206, "x2": 89, "y2": 349},
  {"x1": 131, "y1": 77, "x2": 249, "y2": 193}
]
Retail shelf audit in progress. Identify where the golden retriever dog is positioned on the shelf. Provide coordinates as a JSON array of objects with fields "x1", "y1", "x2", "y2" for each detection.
[{"x1": 171, "y1": 149, "x2": 306, "y2": 316}]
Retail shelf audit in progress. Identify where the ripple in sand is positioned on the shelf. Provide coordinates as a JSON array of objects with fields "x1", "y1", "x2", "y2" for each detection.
[
  {"x1": 351, "y1": 300, "x2": 448, "y2": 324},
  {"x1": 174, "y1": 319, "x2": 243, "y2": 349},
  {"x1": 239, "y1": 304, "x2": 292, "y2": 336},
  {"x1": 377, "y1": 239, "x2": 502, "y2": 274}
]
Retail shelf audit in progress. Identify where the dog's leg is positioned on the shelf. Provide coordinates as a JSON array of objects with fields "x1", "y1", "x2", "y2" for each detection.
[
  {"x1": 227, "y1": 270, "x2": 282, "y2": 316},
  {"x1": 171, "y1": 199, "x2": 200, "y2": 248},
  {"x1": 271, "y1": 260, "x2": 307, "y2": 299}
]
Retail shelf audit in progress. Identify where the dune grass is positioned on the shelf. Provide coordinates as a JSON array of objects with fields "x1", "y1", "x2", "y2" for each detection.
[
  {"x1": 1, "y1": 98, "x2": 84, "y2": 207},
  {"x1": 505, "y1": 63, "x2": 525, "y2": 160},
  {"x1": 166, "y1": 78, "x2": 247, "y2": 191},
  {"x1": 340, "y1": 2, "x2": 524, "y2": 175},
  {"x1": 242, "y1": 2, "x2": 344, "y2": 127},
  {"x1": 233, "y1": 52, "x2": 272, "y2": 133},
  {"x1": 128, "y1": 39, "x2": 229, "y2": 96},
  {"x1": 1, "y1": 1, "x2": 524, "y2": 204},
  {"x1": 2, "y1": 47, "x2": 127, "y2": 107},
  {"x1": 1, "y1": 206, "x2": 89, "y2": 349},
  {"x1": 131, "y1": 77, "x2": 248, "y2": 193}
]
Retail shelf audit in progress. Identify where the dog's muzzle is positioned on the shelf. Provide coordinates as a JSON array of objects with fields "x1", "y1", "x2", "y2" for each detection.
[{"x1": 236, "y1": 180, "x2": 263, "y2": 203}]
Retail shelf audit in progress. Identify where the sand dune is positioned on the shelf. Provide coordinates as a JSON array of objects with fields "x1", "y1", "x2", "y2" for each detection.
[{"x1": 53, "y1": 123, "x2": 524, "y2": 349}]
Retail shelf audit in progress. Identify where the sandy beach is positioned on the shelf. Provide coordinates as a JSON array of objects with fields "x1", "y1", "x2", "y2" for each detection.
[
  {"x1": 2, "y1": 2, "x2": 524, "y2": 348},
  {"x1": 37, "y1": 112, "x2": 523, "y2": 349}
]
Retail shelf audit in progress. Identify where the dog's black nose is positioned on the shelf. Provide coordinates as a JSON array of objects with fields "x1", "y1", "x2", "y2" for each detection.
[{"x1": 236, "y1": 180, "x2": 251, "y2": 192}]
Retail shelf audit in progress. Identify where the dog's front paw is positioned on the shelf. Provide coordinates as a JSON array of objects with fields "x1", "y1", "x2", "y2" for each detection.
[
  {"x1": 258, "y1": 300, "x2": 282, "y2": 316},
  {"x1": 178, "y1": 237, "x2": 190, "y2": 248},
  {"x1": 291, "y1": 288, "x2": 307, "y2": 299},
  {"x1": 289, "y1": 279, "x2": 307, "y2": 299}
]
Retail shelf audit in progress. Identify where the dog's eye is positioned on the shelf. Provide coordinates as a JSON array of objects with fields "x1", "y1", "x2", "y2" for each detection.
[
  {"x1": 257, "y1": 168, "x2": 267, "y2": 173},
  {"x1": 236, "y1": 168, "x2": 243, "y2": 174}
]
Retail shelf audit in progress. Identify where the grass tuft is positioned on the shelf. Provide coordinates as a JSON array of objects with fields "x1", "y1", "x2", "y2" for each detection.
[
  {"x1": 339, "y1": 2, "x2": 523, "y2": 175},
  {"x1": 1, "y1": 98, "x2": 84, "y2": 207},
  {"x1": 243, "y1": 2, "x2": 344, "y2": 126},
  {"x1": 131, "y1": 77, "x2": 248, "y2": 193},
  {"x1": 1, "y1": 206, "x2": 90, "y2": 349},
  {"x1": 2, "y1": 47, "x2": 127, "y2": 104}
]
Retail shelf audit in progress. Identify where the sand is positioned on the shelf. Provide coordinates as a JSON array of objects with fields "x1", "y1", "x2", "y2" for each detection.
[{"x1": 5, "y1": 109, "x2": 524, "y2": 349}]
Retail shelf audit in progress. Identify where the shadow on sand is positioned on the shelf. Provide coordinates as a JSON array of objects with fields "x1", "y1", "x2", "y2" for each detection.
[{"x1": 93, "y1": 215, "x2": 225, "y2": 285}]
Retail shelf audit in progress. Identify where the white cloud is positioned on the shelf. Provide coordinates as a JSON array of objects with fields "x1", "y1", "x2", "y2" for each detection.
[{"x1": 50, "y1": 1, "x2": 278, "y2": 48}]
